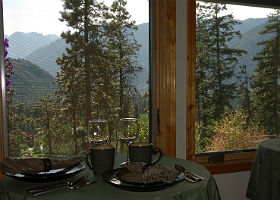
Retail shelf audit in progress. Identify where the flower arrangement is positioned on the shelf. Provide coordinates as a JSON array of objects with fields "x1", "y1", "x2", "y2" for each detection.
[{"x1": 4, "y1": 38, "x2": 14, "y2": 90}]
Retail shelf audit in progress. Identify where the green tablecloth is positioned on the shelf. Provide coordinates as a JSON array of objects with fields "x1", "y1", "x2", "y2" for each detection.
[
  {"x1": 0, "y1": 155, "x2": 220, "y2": 200},
  {"x1": 247, "y1": 139, "x2": 280, "y2": 200}
]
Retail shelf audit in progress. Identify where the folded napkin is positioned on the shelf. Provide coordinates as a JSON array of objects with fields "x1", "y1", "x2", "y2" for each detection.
[
  {"x1": 0, "y1": 157, "x2": 83, "y2": 174},
  {"x1": 124, "y1": 162, "x2": 179, "y2": 184}
]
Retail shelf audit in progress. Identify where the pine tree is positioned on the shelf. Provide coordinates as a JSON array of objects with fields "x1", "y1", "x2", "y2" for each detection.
[
  {"x1": 103, "y1": 0, "x2": 142, "y2": 119},
  {"x1": 59, "y1": 0, "x2": 106, "y2": 132},
  {"x1": 236, "y1": 64, "x2": 252, "y2": 126},
  {"x1": 56, "y1": 49, "x2": 84, "y2": 154},
  {"x1": 206, "y1": 3, "x2": 246, "y2": 119},
  {"x1": 34, "y1": 96, "x2": 54, "y2": 157},
  {"x1": 195, "y1": 3, "x2": 246, "y2": 149},
  {"x1": 196, "y1": 2, "x2": 215, "y2": 147},
  {"x1": 102, "y1": 0, "x2": 142, "y2": 150},
  {"x1": 252, "y1": 9, "x2": 280, "y2": 135}
]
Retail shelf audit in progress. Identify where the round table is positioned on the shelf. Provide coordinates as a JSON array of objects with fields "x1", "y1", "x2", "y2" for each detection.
[
  {"x1": 0, "y1": 154, "x2": 220, "y2": 200},
  {"x1": 247, "y1": 138, "x2": 280, "y2": 200}
]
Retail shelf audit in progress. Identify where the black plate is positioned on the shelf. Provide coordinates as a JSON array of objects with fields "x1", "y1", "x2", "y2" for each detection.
[
  {"x1": 4, "y1": 162, "x2": 85, "y2": 182},
  {"x1": 103, "y1": 168, "x2": 184, "y2": 192}
]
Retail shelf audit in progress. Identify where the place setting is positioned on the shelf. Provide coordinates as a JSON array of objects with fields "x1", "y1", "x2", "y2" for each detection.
[
  {"x1": 85, "y1": 117, "x2": 205, "y2": 192},
  {"x1": 0, "y1": 117, "x2": 206, "y2": 197},
  {"x1": 0, "y1": 156, "x2": 85, "y2": 182},
  {"x1": 0, "y1": 155, "x2": 96, "y2": 196}
]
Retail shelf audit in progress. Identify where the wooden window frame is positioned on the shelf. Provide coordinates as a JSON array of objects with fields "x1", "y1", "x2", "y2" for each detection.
[
  {"x1": 0, "y1": 0, "x2": 259, "y2": 181},
  {"x1": 155, "y1": 0, "x2": 255, "y2": 174},
  {"x1": 0, "y1": 0, "x2": 5, "y2": 181},
  {"x1": 187, "y1": 0, "x2": 255, "y2": 174}
]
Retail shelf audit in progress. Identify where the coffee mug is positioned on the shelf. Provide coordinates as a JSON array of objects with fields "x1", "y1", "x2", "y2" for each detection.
[
  {"x1": 128, "y1": 142, "x2": 162, "y2": 164},
  {"x1": 85, "y1": 145, "x2": 115, "y2": 178}
]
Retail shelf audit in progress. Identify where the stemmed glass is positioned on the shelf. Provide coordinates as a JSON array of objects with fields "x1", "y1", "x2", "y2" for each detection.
[
  {"x1": 88, "y1": 119, "x2": 109, "y2": 147},
  {"x1": 119, "y1": 117, "x2": 139, "y2": 164}
]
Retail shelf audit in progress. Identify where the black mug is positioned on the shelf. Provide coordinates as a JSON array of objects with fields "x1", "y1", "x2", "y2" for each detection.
[
  {"x1": 85, "y1": 145, "x2": 115, "y2": 178},
  {"x1": 128, "y1": 142, "x2": 162, "y2": 164}
]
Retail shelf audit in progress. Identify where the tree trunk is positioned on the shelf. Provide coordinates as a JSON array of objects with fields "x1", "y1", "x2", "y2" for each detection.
[{"x1": 83, "y1": 0, "x2": 92, "y2": 144}]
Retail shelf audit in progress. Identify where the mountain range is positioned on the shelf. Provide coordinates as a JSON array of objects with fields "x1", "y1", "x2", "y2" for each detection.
[
  {"x1": 5, "y1": 19, "x2": 272, "y2": 104},
  {"x1": 10, "y1": 58, "x2": 57, "y2": 104}
]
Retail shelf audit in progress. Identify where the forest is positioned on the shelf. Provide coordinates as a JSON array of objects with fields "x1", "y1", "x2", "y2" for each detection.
[
  {"x1": 6, "y1": 0, "x2": 149, "y2": 158},
  {"x1": 5, "y1": 1, "x2": 280, "y2": 158},
  {"x1": 195, "y1": 3, "x2": 280, "y2": 153}
]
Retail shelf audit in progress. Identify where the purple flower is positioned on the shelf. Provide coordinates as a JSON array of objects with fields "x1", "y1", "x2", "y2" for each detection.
[
  {"x1": 6, "y1": 79, "x2": 11, "y2": 87},
  {"x1": 4, "y1": 38, "x2": 13, "y2": 90},
  {"x1": 4, "y1": 38, "x2": 9, "y2": 47}
]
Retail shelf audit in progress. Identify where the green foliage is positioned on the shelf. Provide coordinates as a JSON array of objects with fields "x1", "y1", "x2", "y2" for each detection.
[
  {"x1": 135, "y1": 114, "x2": 149, "y2": 143},
  {"x1": 196, "y1": 2, "x2": 246, "y2": 150},
  {"x1": 77, "y1": 127, "x2": 87, "y2": 137},
  {"x1": 251, "y1": 9, "x2": 280, "y2": 136},
  {"x1": 7, "y1": 0, "x2": 148, "y2": 158},
  {"x1": 206, "y1": 112, "x2": 265, "y2": 152},
  {"x1": 195, "y1": 6, "x2": 280, "y2": 153},
  {"x1": 236, "y1": 64, "x2": 253, "y2": 125}
]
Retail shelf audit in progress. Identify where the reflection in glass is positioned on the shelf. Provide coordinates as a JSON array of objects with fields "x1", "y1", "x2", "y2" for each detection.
[{"x1": 89, "y1": 119, "x2": 109, "y2": 147}]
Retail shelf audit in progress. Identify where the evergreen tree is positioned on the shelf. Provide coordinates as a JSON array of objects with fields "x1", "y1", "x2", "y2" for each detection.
[
  {"x1": 236, "y1": 64, "x2": 252, "y2": 125},
  {"x1": 196, "y1": 2, "x2": 215, "y2": 147},
  {"x1": 102, "y1": 0, "x2": 142, "y2": 150},
  {"x1": 195, "y1": 3, "x2": 246, "y2": 149},
  {"x1": 206, "y1": 3, "x2": 246, "y2": 119},
  {"x1": 59, "y1": 0, "x2": 106, "y2": 132},
  {"x1": 252, "y1": 9, "x2": 280, "y2": 135},
  {"x1": 56, "y1": 49, "x2": 85, "y2": 154},
  {"x1": 196, "y1": 3, "x2": 245, "y2": 147},
  {"x1": 103, "y1": 0, "x2": 142, "y2": 119},
  {"x1": 34, "y1": 96, "x2": 55, "y2": 157}
]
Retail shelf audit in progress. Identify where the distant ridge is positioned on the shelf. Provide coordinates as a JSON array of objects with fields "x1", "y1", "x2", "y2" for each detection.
[
  {"x1": 7, "y1": 32, "x2": 59, "y2": 58},
  {"x1": 235, "y1": 18, "x2": 268, "y2": 34},
  {"x1": 5, "y1": 18, "x2": 273, "y2": 96},
  {"x1": 26, "y1": 38, "x2": 68, "y2": 76},
  {"x1": 11, "y1": 58, "x2": 57, "y2": 104}
]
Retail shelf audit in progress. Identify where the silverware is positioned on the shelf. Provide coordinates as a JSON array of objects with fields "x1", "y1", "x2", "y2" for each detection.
[
  {"x1": 175, "y1": 164, "x2": 205, "y2": 182},
  {"x1": 28, "y1": 175, "x2": 88, "y2": 194},
  {"x1": 28, "y1": 175, "x2": 96, "y2": 196},
  {"x1": 30, "y1": 179, "x2": 97, "y2": 197}
]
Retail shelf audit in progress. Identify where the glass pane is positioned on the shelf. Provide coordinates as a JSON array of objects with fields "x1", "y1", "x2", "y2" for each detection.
[
  {"x1": 3, "y1": 0, "x2": 149, "y2": 158},
  {"x1": 195, "y1": 1, "x2": 277, "y2": 153}
]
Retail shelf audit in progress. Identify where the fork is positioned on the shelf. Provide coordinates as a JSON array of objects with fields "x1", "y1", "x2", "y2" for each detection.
[{"x1": 28, "y1": 176, "x2": 92, "y2": 196}]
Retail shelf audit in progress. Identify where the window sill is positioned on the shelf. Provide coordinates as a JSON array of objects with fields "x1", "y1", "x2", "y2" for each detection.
[{"x1": 195, "y1": 151, "x2": 256, "y2": 174}]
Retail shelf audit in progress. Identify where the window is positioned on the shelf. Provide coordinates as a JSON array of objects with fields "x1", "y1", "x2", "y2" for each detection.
[
  {"x1": 1, "y1": 0, "x2": 151, "y2": 158},
  {"x1": 195, "y1": 2, "x2": 276, "y2": 153},
  {"x1": 187, "y1": 0, "x2": 280, "y2": 173}
]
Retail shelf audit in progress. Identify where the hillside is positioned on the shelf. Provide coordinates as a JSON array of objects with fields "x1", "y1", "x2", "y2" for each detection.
[
  {"x1": 5, "y1": 18, "x2": 276, "y2": 97},
  {"x1": 7, "y1": 32, "x2": 59, "y2": 58},
  {"x1": 24, "y1": 23, "x2": 150, "y2": 92},
  {"x1": 26, "y1": 38, "x2": 68, "y2": 76},
  {"x1": 10, "y1": 58, "x2": 57, "y2": 104},
  {"x1": 228, "y1": 20, "x2": 272, "y2": 75},
  {"x1": 133, "y1": 23, "x2": 149, "y2": 92},
  {"x1": 234, "y1": 18, "x2": 267, "y2": 34}
]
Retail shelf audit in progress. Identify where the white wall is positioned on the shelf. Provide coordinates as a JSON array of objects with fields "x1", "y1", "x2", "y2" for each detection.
[
  {"x1": 176, "y1": 1, "x2": 251, "y2": 199},
  {"x1": 176, "y1": 0, "x2": 187, "y2": 160},
  {"x1": 214, "y1": 171, "x2": 251, "y2": 200}
]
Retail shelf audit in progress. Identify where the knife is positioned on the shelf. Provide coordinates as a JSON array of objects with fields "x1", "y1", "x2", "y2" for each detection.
[{"x1": 175, "y1": 164, "x2": 205, "y2": 182}]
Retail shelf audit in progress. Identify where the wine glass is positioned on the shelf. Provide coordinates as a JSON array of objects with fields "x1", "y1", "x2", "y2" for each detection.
[
  {"x1": 119, "y1": 117, "x2": 139, "y2": 165},
  {"x1": 88, "y1": 119, "x2": 109, "y2": 147}
]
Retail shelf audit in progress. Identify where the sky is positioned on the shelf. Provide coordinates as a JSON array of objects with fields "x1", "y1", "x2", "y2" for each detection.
[
  {"x1": 3, "y1": 0, "x2": 149, "y2": 36},
  {"x1": 2, "y1": 0, "x2": 275, "y2": 36}
]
